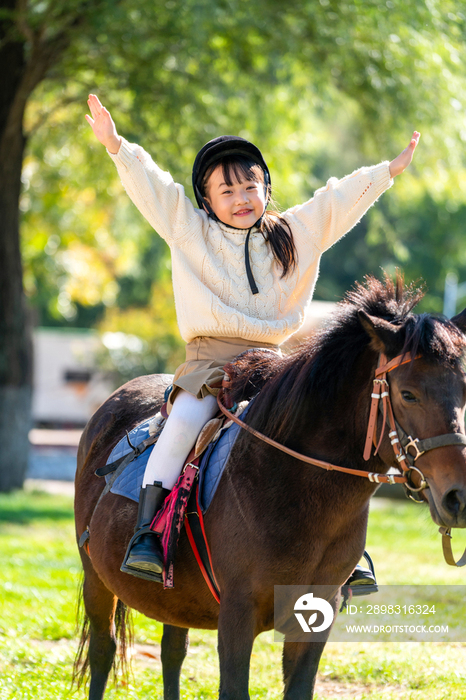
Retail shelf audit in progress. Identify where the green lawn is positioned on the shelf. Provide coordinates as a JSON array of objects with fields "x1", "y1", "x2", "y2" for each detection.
[{"x1": 1, "y1": 488, "x2": 466, "y2": 699}]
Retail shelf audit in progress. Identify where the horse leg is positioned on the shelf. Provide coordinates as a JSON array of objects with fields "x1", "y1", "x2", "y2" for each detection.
[
  {"x1": 161, "y1": 624, "x2": 189, "y2": 700},
  {"x1": 217, "y1": 594, "x2": 255, "y2": 700},
  {"x1": 81, "y1": 560, "x2": 119, "y2": 700},
  {"x1": 282, "y1": 639, "x2": 327, "y2": 700}
]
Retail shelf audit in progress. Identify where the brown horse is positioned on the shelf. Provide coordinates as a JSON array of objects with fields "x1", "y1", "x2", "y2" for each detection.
[{"x1": 74, "y1": 275, "x2": 466, "y2": 699}]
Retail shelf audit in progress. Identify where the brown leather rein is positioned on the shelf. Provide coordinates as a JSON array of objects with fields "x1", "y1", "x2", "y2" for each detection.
[{"x1": 217, "y1": 351, "x2": 466, "y2": 566}]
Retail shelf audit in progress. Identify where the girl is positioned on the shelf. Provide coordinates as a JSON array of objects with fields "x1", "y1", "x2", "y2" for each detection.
[{"x1": 86, "y1": 94, "x2": 419, "y2": 581}]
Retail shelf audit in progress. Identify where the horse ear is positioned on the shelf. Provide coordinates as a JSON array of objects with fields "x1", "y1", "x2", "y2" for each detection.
[
  {"x1": 451, "y1": 308, "x2": 466, "y2": 335},
  {"x1": 358, "y1": 310, "x2": 403, "y2": 354}
]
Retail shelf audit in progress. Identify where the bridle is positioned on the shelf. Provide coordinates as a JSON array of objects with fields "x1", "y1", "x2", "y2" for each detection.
[
  {"x1": 217, "y1": 350, "x2": 466, "y2": 565},
  {"x1": 218, "y1": 351, "x2": 466, "y2": 491},
  {"x1": 363, "y1": 353, "x2": 466, "y2": 496}
]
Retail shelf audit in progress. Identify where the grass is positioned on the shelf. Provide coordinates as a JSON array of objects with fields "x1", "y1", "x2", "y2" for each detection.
[{"x1": 1, "y1": 488, "x2": 466, "y2": 698}]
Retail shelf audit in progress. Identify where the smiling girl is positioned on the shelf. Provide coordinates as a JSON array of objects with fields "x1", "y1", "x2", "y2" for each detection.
[{"x1": 86, "y1": 94, "x2": 419, "y2": 580}]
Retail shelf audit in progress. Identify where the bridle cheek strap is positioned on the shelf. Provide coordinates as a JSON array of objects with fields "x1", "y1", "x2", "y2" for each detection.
[
  {"x1": 363, "y1": 362, "x2": 388, "y2": 460},
  {"x1": 363, "y1": 352, "x2": 420, "y2": 470}
]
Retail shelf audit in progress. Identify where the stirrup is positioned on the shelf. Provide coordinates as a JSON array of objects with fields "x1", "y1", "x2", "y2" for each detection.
[
  {"x1": 120, "y1": 526, "x2": 163, "y2": 583},
  {"x1": 344, "y1": 551, "x2": 378, "y2": 597}
]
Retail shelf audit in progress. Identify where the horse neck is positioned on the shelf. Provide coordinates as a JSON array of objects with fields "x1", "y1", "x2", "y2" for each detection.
[
  {"x1": 229, "y1": 371, "x2": 377, "y2": 553},
  {"x1": 232, "y1": 347, "x2": 383, "y2": 514},
  {"x1": 288, "y1": 347, "x2": 378, "y2": 467}
]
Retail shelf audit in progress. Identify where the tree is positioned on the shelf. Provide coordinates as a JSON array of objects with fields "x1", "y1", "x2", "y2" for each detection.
[
  {"x1": 0, "y1": 0, "x2": 109, "y2": 490},
  {"x1": 1, "y1": 0, "x2": 466, "y2": 490}
]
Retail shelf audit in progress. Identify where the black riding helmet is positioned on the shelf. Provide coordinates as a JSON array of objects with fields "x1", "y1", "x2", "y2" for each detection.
[
  {"x1": 192, "y1": 135, "x2": 271, "y2": 295},
  {"x1": 192, "y1": 135, "x2": 271, "y2": 224}
]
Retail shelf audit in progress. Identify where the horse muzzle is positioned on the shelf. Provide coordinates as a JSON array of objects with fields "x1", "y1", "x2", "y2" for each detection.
[{"x1": 427, "y1": 484, "x2": 466, "y2": 528}]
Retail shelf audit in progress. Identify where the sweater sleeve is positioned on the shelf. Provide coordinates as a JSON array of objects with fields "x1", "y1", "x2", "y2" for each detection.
[
  {"x1": 107, "y1": 138, "x2": 200, "y2": 244},
  {"x1": 284, "y1": 162, "x2": 392, "y2": 253}
]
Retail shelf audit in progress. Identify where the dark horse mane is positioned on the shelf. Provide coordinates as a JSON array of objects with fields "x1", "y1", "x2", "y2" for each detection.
[{"x1": 230, "y1": 274, "x2": 466, "y2": 443}]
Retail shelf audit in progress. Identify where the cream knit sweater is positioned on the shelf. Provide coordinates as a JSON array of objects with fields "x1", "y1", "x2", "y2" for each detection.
[{"x1": 109, "y1": 139, "x2": 392, "y2": 345}]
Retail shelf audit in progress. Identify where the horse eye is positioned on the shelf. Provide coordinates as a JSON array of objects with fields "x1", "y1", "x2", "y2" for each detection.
[{"x1": 401, "y1": 390, "x2": 417, "y2": 403}]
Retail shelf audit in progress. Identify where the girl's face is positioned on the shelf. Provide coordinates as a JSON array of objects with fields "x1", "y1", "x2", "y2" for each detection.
[{"x1": 204, "y1": 163, "x2": 267, "y2": 229}]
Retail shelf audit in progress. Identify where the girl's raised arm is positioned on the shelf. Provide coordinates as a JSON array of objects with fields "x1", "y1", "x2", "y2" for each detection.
[
  {"x1": 389, "y1": 131, "x2": 420, "y2": 178},
  {"x1": 85, "y1": 94, "x2": 200, "y2": 245},
  {"x1": 285, "y1": 129, "x2": 421, "y2": 254},
  {"x1": 85, "y1": 94, "x2": 122, "y2": 154}
]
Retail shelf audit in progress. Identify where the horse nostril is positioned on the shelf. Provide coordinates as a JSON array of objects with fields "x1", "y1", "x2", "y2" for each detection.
[{"x1": 444, "y1": 489, "x2": 466, "y2": 516}]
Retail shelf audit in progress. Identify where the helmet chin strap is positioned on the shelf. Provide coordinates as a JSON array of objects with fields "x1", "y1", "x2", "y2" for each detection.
[
  {"x1": 195, "y1": 178, "x2": 270, "y2": 295},
  {"x1": 243, "y1": 228, "x2": 258, "y2": 295}
]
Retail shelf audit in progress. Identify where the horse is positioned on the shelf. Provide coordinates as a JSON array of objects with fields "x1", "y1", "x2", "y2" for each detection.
[{"x1": 74, "y1": 274, "x2": 466, "y2": 700}]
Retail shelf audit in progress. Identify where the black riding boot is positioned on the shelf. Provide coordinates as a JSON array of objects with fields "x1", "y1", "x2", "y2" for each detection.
[
  {"x1": 344, "y1": 551, "x2": 378, "y2": 596},
  {"x1": 120, "y1": 481, "x2": 170, "y2": 582}
]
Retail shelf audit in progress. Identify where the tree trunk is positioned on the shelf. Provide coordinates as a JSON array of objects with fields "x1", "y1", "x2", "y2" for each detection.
[
  {"x1": 0, "y1": 142, "x2": 32, "y2": 491},
  {"x1": 0, "y1": 22, "x2": 32, "y2": 491},
  {"x1": 0, "y1": 1, "x2": 91, "y2": 490}
]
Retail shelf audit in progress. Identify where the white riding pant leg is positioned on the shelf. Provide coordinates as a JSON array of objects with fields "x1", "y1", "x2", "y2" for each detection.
[{"x1": 142, "y1": 390, "x2": 218, "y2": 490}]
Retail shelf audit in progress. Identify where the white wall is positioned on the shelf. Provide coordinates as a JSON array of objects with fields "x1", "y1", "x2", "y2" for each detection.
[
  {"x1": 32, "y1": 328, "x2": 113, "y2": 425},
  {"x1": 32, "y1": 301, "x2": 335, "y2": 425}
]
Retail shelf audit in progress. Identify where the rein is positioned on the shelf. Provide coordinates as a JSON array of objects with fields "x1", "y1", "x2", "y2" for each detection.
[
  {"x1": 218, "y1": 352, "x2": 416, "y2": 486},
  {"x1": 218, "y1": 350, "x2": 466, "y2": 566}
]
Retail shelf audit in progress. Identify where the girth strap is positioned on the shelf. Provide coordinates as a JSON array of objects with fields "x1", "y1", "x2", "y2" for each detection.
[{"x1": 95, "y1": 433, "x2": 160, "y2": 477}]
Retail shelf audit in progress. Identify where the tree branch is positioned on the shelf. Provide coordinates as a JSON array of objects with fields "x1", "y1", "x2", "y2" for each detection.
[{"x1": 2, "y1": 1, "x2": 97, "y2": 146}]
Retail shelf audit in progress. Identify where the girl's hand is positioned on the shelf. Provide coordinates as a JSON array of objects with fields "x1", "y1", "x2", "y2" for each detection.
[
  {"x1": 85, "y1": 94, "x2": 121, "y2": 154},
  {"x1": 389, "y1": 131, "x2": 420, "y2": 178}
]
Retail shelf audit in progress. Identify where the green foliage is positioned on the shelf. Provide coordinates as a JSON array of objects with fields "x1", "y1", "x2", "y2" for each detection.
[
  {"x1": 16, "y1": 0, "x2": 466, "y2": 359},
  {"x1": 96, "y1": 274, "x2": 185, "y2": 381}
]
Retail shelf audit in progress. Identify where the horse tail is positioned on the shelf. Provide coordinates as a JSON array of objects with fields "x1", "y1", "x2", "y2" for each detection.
[{"x1": 72, "y1": 579, "x2": 133, "y2": 689}]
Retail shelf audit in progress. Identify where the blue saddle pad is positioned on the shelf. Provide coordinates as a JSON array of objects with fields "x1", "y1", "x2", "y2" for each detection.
[
  {"x1": 105, "y1": 404, "x2": 251, "y2": 512},
  {"x1": 104, "y1": 416, "x2": 159, "y2": 503},
  {"x1": 197, "y1": 403, "x2": 251, "y2": 512}
]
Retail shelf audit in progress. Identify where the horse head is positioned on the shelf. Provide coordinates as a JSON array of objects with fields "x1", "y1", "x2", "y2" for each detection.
[
  {"x1": 227, "y1": 273, "x2": 466, "y2": 535},
  {"x1": 359, "y1": 304, "x2": 466, "y2": 529}
]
